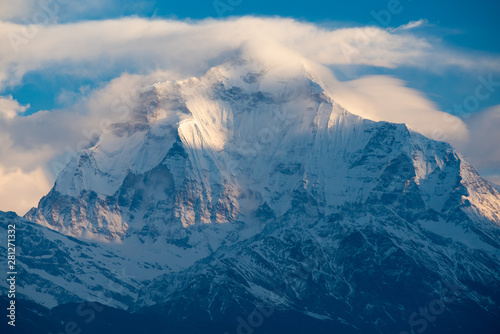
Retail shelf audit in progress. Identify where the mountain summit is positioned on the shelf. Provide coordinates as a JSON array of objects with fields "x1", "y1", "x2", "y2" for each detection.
[{"x1": 3, "y1": 49, "x2": 500, "y2": 333}]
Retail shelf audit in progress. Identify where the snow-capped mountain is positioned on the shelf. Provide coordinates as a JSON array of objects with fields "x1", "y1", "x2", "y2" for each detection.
[{"x1": 2, "y1": 47, "x2": 500, "y2": 333}]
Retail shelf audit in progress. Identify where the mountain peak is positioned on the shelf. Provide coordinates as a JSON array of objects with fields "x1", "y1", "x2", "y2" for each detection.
[
  {"x1": 13, "y1": 45, "x2": 500, "y2": 334},
  {"x1": 26, "y1": 51, "x2": 500, "y2": 245}
]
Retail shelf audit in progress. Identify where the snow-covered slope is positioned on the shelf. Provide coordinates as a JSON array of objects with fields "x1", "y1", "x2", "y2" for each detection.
[
  {"x1": 0, "y1": 210, "x2": 186, "y2": 309},
  {"x1": 14, "y1": 48, "x2": 500, "y2": 332},
  {"x1": 26, "y1": 50, "x2": 500, "y2": 237}
]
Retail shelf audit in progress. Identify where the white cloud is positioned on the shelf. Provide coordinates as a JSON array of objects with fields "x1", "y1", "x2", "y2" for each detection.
[
  {"x1": 0, "y1": 166, "x2": 51, "y2": 215},
  {"x1": 0, "y1": 95, "x2": 29, "y2": 119},
  {"x1": 336, "y1": 75, "x2": 468, "y2": 145},
  {"x1": 389, "y1": 19, "x2": 429, "y2": 32}
]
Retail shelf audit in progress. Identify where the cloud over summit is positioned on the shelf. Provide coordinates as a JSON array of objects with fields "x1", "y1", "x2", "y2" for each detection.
[{"x1": 0, "y1": 15, "x2": 499, "y2": 214}]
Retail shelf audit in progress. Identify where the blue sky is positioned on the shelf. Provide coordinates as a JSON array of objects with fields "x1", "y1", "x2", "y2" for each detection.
[{"x1": 0, "y1": 0, "x2": 500, "y2": 213}]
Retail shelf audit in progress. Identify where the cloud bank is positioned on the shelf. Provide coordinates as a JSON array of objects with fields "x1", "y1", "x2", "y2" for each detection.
[{"x1": 1, "y1": 17, "x2": 499, "y2": 90}]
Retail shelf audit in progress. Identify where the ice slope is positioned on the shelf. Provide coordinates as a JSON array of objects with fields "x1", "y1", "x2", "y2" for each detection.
[{"x1": 0, "y1": 210, "x2": 205, "y2": 309}]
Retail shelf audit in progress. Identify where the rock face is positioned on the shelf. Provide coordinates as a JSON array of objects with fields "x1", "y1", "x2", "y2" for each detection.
[{"x1": 3, "y1": 50, "x2": 499, "y2": 333}]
